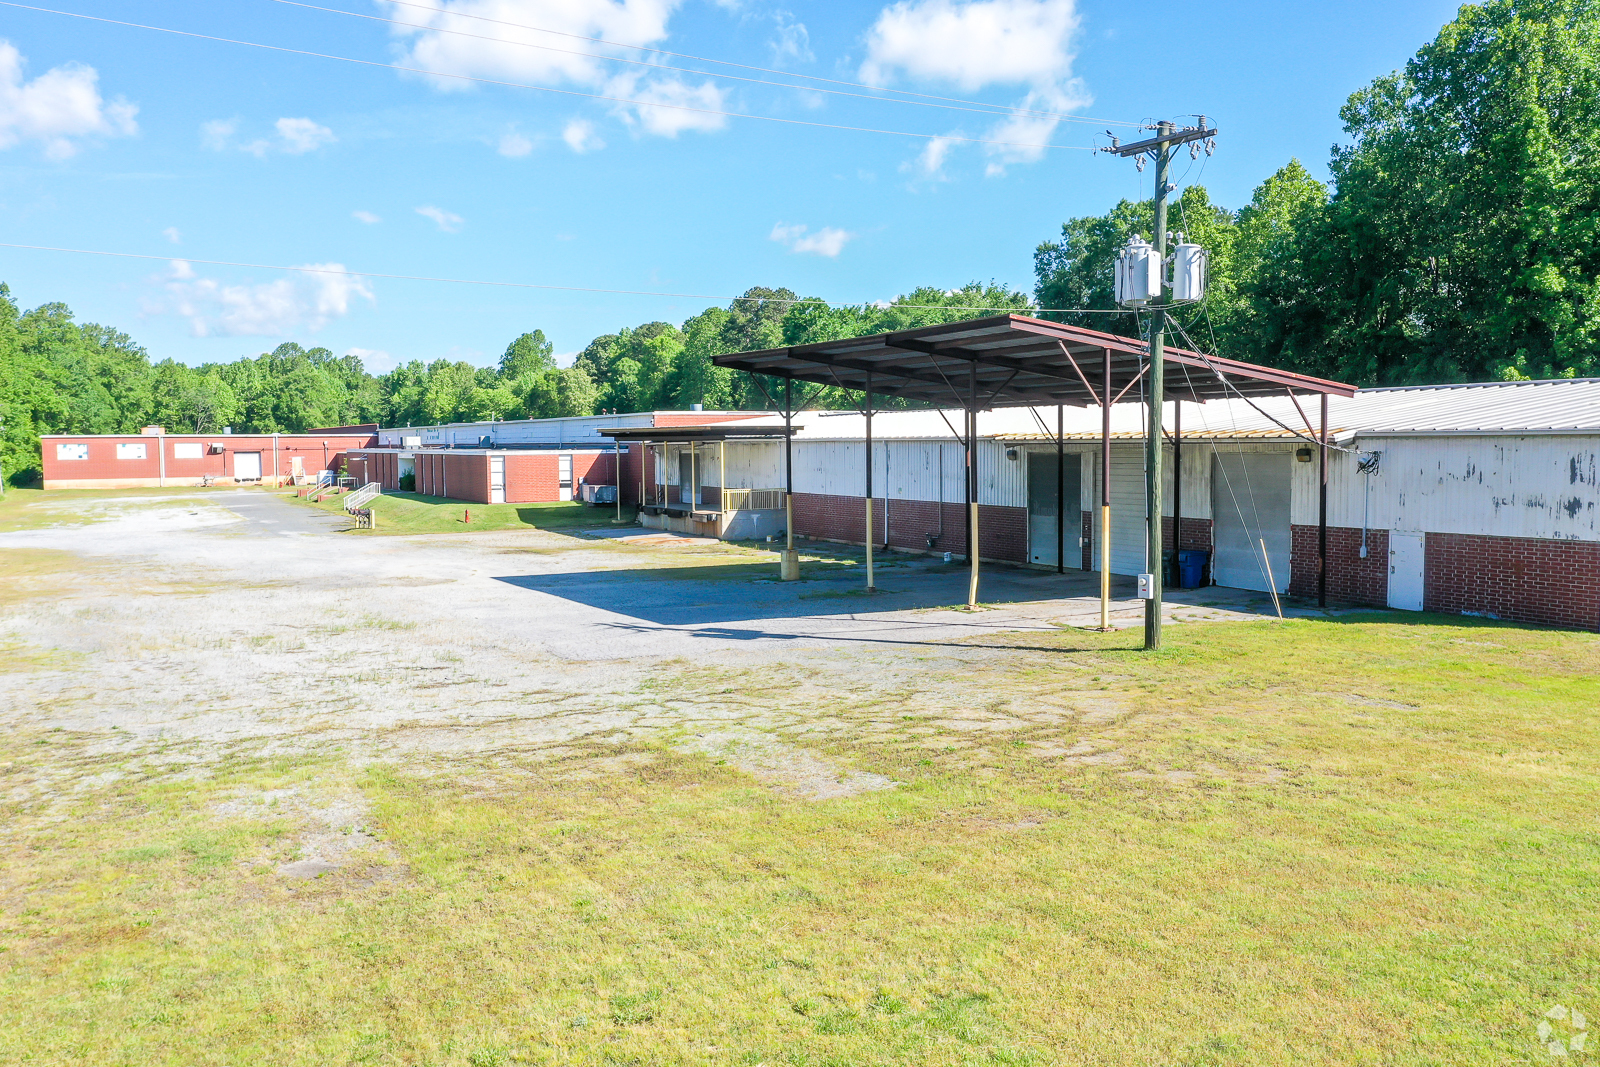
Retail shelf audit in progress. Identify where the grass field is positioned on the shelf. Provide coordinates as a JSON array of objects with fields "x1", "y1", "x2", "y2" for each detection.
[
  {"x1": 287, "y1": 488, "x2": 636, "y2": 535},
  {"x1": 4, "y1": 606, "x2": 1596, "y2": 1065}
]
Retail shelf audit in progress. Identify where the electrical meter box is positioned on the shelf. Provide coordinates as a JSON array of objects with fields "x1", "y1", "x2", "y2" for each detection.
[{"x1": 1137, "y1": 573, "x2": 1156, "y2": 599}]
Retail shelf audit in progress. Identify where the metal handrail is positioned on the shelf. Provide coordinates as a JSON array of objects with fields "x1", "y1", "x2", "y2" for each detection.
[{"x1": 344, "y1": 482, "x2": 381, "y2": 511}]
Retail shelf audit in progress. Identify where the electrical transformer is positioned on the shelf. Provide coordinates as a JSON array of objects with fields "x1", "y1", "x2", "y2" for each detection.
[
  {"x1": 1114, "y1": 235, "x2": 1160, "y2": 306},
  {"x1": 1169, "y1": 239, "x2": 1209, "y2": 303}
]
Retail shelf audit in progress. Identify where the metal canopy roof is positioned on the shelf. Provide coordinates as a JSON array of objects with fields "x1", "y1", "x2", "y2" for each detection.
[
  {"x1": 598, "y1": 424, "x2": 799, "y2": 442},
  {"x1": 711, "y1": 314, "x2": 1357, "y2": 408}
]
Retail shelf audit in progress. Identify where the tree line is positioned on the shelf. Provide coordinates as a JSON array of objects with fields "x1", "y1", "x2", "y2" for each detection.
[
  {"x1": 1037, "y1": 0, "x2": 1600, "y2": 386},
  {"x1": 0, "y1": 281, "x2": 1027, "y2": 485},
  {"x1": 6, "y1": 0, "x2": 1595, "y2": 484}
]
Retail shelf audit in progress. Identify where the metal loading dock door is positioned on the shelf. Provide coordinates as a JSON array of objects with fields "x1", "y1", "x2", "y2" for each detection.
[
  {"x1": 1091, "y1": 449, "x2": 1148, "y2": 576},
  {"x1": 1211, "y1": 452, "x2": 1293, "y2": 593},
  {"x1": 1027, "y1": 452, "x2": 1081, "y2": 568}
]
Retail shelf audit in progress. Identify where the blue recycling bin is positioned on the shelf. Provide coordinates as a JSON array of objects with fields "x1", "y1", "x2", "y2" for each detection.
[{"x1": 1177, "y1": 549, "x2": 1209, "y2": 589}]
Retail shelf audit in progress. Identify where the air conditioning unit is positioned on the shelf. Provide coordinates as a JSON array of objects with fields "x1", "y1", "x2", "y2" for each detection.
[
  {"x1": 581, "y1": 483, "x2": 618, "y2": 506},
  {"x1": 1114, "y1": 236, "x2": 1161, "y2": 306}
]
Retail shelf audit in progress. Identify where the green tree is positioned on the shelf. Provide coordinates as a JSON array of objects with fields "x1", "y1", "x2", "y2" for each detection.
[{"x1": 1282, "y1": 0, "x2": 1600, "y2": 383}]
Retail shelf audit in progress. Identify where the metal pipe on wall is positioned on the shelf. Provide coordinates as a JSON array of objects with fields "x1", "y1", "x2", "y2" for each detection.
[{"x1": 1056, "y1": 404, "x2": 1065, "y2": 574}]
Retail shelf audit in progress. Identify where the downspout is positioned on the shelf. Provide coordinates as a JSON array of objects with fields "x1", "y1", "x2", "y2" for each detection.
[
  {"x1": 273, "y1": 434, "x2": 279, "y2": 487},
  {"x1": 881, "y1": 439, "x2": 890, "y2": 551},
  {"x1": 156, "y1": 430, "x2": 166, "y2": 488}
]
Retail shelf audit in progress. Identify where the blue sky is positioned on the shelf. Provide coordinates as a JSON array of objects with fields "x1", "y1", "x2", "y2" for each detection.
[{"x1": 0, "y1": 0, "x2": 1461, "y2": 371}]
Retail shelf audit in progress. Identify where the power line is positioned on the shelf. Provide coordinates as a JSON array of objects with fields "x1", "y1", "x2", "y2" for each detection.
[
  {"x1": 0, "y1": 1, "x2": 1099, "y2": 153},
  {"x1": 272, "y1": 0, "x2": 1110, "y2": 126},
  {"x1": 362, "y1": 0, "x2": 1146, "y2": 129},
  {"x1": 0, "y1": 241, "x2": 1128, "y2": 314}
]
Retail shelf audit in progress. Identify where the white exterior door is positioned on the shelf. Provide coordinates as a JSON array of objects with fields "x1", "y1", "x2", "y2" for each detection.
[
  {"x1": 234, "y1": 451, "x2": 262, "y2": 482},
  {"x1": 1211, "y1": 452, "x2": 1293, "y2": 593},
  {"x1": 1388, "y1": 531, "x2": 1425, "y2": 611},
  {"x1": 489, "y1": 456, "x2": 505, "y2": 504},
  {"x1": 558, "y1": 454, "x2": 573, "y2": 502}
]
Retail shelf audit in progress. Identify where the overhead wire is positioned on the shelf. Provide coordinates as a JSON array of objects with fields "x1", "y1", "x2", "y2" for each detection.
[
  {"x1": 0, "y1": 241, "x2": 1131, "y2": 314},
  {"x1": 361, "y1": 0, "x2": 1147, "y2": 128},
  {"x1": 271, "y1": 0, "x2": 1119, "y2": 126},
  {"x1": 0, "y1": 1, "x2": 1100, "y2": 153}
]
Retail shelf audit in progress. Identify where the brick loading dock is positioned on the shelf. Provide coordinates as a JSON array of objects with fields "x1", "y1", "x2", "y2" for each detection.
[{"x1": 42, "y1": 429, "x2": 378, "y2": 489}]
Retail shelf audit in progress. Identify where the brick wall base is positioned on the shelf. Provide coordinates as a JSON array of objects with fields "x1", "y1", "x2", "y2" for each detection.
[
  {"x1": 1289, "y1": 525, "x2": 1390, "y2": 607},
  {"x1": 791, "y1": 492, "x2": 1027, "y2": 563},
  {"x1": 1425, "y1": 532, "x2": 1600, "y2": 631}
]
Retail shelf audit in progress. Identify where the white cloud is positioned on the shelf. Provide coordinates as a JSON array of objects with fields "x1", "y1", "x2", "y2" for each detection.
[
  {"x1": 609, "y1": 73, "x2": 726, "y2": 137},
  {"x1": 769, "y1": 222, "x2": 853, "y2": 258},
  {"x1": 202, "y1": 116, "x2": 336, "y2": 155},
  {"x1": 352, "y1": 209, "x2": 382, "y2": 224},
  {"x1": 275, "y1": 116, "x2": 336, "y2": 154},
  {"x1": 905, "y1": 133, "x2": 957, "y2": 178},
  {"x1": 162, "y1": 227, "x2": 182, "y2": 244},
  {"x1": 498, "y1": 130, "x2": 534, "y2": 157},
  {"x1": 386, "y1": 2, "x2": 727, "y2": 142},
  {"x1": 388, "y1": 0, "x2": 678, "y2": 89},
  {"x1": 562, "y1": 118, "x2": 604, "y2": 154},
  {"x1": 159, "y1": 261, "x2": 374, "y2": 338},
  {"x1": 416, "y1": 205, "x2": 464, "y2": 232},
  {"x1": 862, "y1": 0, "x2": 1089, "y2": 175},
  {"x1": 345, "y1": 347, "x2": 396, "y2": 373},
  {"x1": 771, "y1": 13, "x2": 812, "y2": 63},
  {"x1": 0, "y1": 40, "x2": 137, "y2": 159},
  {"x1": 862, "y1": 0, "x2": 1080, "y2": 90},
  {"x1": 200, "y1": 118, "x2": 237, "y2": 151}
]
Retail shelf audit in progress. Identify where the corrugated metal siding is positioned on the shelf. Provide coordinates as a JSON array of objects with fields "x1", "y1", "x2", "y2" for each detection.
[
  {"x1": 1088, "y1": 444, "x2": 1150, "y2": 576},
  {"x1": 1358, "y1": 435, "x2": 1599, "y2": 540}
]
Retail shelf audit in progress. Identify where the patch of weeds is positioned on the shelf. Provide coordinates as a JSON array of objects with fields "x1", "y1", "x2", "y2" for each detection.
[
  {"x1": 1180, "y1": 1034, "x2": 1247, "y2": 1066},
  {"x1": 609, "y1": 989, "x2": 661, "y2": 1026},
  {"x1": 813, "y1": 1009, "x2": 864, "y2": 1035},
  {"x1": 919, "y1": 991, "x2": 994, "y2": 1043},
  {"x1": 466, "y1": 1047, "x2": 507, "y2": 1067},
  {"x1": 180, "y1": 832, "x2": 234, "y2": 871},
  {"x1": 111, "y1": 845, "x2": 173, "y2": 864}
]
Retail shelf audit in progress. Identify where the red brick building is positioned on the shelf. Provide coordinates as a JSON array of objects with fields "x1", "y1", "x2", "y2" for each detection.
[{"x1": 41, "y1": 426, "x2": 378, "y2": 489}]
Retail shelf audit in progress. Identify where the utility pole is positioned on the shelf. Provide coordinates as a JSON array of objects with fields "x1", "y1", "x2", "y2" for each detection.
[{"x1": 1105, "y1": 118, "x2": 1216, "y2": 651}]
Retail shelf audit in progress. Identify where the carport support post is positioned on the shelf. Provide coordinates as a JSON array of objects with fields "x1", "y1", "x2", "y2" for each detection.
[
  {"x1": 1100, "y1": 348, "x2": 1112, "y2": 631},
  {"x1": 1056, "y1": 404, "x2": 1065, "y2": 574},
  {"x1": 781, "y1": 377, "x2": 799, "y2": 580},
  {"x1": 1319, "y1": 393, "x2": 1329, "y2": 609},
  {"x1": 1144, "y1": 122, "x2": 1173, "y2": 652},
  {"x1": 1173, "y1": 398, "x2": 1182, "y2": 582},
  {"x1": 865, "y1": 370, "x2": 875, "y2": 592},
  {"x1": 967, "y1": 364, "x2": 980, "y2": 611}
]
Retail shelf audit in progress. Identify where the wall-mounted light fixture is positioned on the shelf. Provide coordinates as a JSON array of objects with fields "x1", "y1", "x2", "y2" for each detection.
[
  {"x1": 1295, "y1": 447, "x2": 1314, "y2": 463},
  {"x1": 1005, "y1": 447, "x2": 1019, "y2": 461}
]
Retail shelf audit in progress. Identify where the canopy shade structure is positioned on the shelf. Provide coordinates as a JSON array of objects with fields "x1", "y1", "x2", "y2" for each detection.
[
  {"x1": 598, "y1": 424, "x2": 798, "y2": 443},
  {"x1": 711, "y1": 314, "x2": 1357, "y2": 408}
]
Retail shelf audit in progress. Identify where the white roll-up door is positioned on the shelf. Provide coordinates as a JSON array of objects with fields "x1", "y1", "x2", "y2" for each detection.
[
  {"x1": 1211, "y1": 451, "x2": 1292, "y2": 592},
  {"x1": 1091, "y1": 448, "x2": 1148, "y2": 576}
]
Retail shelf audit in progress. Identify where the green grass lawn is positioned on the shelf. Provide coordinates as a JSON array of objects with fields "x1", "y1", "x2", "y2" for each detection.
[
  {"x1": 3, "y1": 614, "x2": 1596, "y2": 1065},
  {"x1": 286, "y1": 489, "x2": 637, "y2": 534}
]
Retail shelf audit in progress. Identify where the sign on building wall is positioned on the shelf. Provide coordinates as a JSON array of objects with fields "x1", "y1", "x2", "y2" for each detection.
[
  {"x1": 116, "y1": 443, "x2": 147, "y2": 460},
  {"x1": 56, "y1": 443, "x2": 88, "y2": 460},
  {"x1": 172, "y1": 443, "x2": 203, "y2": 459}
]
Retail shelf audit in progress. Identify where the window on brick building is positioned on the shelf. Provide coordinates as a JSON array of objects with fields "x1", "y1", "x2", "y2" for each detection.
[
  {"x1": 56, "y1": 443, "x2": 89, "y2": 460},
  {"x1": 116, "y1": 443, "x2": 147, "y2": 460}
]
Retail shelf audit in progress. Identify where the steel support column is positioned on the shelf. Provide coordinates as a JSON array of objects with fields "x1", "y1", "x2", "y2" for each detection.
[
  {"x1": 1056, "y1": 403, "x2": 1065, "y2": 574},
  {"x1": 1100, "y1": 348, "x2": 1112, "y2": 631},
  {"x1": 865, "y1": 370, "x2": 875, "y2": 592},
  {"x1": 1319, "y1": 393, "x2": 1329, "y2": 609}
]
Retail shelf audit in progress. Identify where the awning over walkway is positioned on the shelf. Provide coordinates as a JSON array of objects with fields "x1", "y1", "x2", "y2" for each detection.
[{"x1": 712, "y1": 314, "x2": 1356, "y2": 407}]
